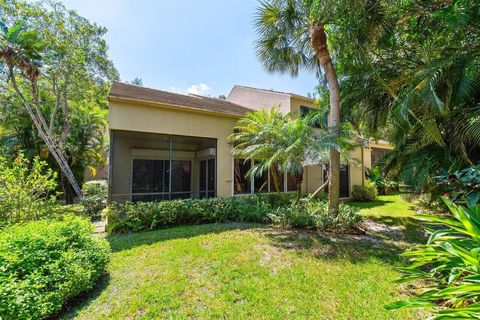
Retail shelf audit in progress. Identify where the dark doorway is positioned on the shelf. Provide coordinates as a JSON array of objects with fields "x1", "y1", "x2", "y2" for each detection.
[
  {"x1": 322, "y1": 164, "x2": 350, "y2": 198},
  {"x1": 199, "y1": 158, "x2": 216, "y2": 198},
  {"x1": 339, "y1": 165, "x2": 349, "y2": 198}
]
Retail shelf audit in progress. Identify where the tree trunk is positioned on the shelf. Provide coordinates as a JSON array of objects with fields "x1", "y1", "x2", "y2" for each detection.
[
  {"x1": 309, "y1": 22, "x2": 341, "y2": 215},
  {"x1": 9, "y1": 72, "x2": 83, "y2": 199},
  {"x1": 60, "y1": 171, "x2": 75, "y2": 204},
  {"x1": 270, "y1": 166, "x2": 281, "y2": 194},
  {"x1": 294, "y1": 173, "x2": 303, "y2": 204}
]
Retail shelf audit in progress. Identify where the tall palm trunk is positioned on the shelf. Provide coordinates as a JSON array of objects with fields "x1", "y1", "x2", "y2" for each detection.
[{"x1": 309, "y1": 22, "x2": 341, "y2": 215}]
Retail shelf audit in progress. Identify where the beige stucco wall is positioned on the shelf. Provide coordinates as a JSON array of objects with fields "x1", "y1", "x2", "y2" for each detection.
[
  {"x1": 109, "y1": 97, "x2": 371, "y2": 201},
  {"x1": 289, "y1": 96, "x2": 317, "y2": 116},
  {"x1": 227, "y1": 86, "x2": 292, "y2": 114},
  {"x1": 109, "y1": 100, "x2": 238, "y2": 200}
]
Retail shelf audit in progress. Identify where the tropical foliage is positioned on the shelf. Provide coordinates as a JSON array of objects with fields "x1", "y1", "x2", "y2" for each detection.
[
  {"x1": 435, "y1": 165, "x2": 480, "y2": 205},
  {"x1": 0, "y1": 1, "x2": 118, "y2": 201},
  {"x1": 0, "y1": 154, "x2": 58, "y2": 226},
  {"x1": 341, "y1": 0, "x2": 480, "y2": 191},
  {"x1": 269, "y1": 200, "x2": 362, "y2": 230},
  {"x1": 255, "y1": 0, "x2": 337, "y2": 212},
  {"x1": 386, "y1": 198, "x2": 480, "y2": 319},
  {"x1": 229, "y1": 107, "x2": 341, "y2": 202}
]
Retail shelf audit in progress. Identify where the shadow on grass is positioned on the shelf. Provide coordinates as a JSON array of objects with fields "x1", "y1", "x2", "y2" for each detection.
[
  {"x1": 50, "y1": 274, "x2": 110, "y2": 320},
  {"x1": 368, "y1": 215, "x2": 425, "y2": 245},
  {"x1": 262, "y1": 224, "x2": 424, "y2": 266},
  {"x1": 107, "y1": 222, "x2": 261, "y2": 253},
  {"x1": 349, "y1": 199, "x2": 395, "y2": 210}
]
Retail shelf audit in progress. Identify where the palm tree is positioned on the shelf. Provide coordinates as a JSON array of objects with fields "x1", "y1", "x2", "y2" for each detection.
[
  {"x1": 340, "y1": 0, "x2": 480, "y2": 191},
  {"x1": 229, "y1": 107, "x2": 335, "y2": 203},
  {"x1": 0, "y1": 20, "x2": 83, "y2": 198},
  {"x1": 255, "y1": 0, "x2": 343, "y2": 213}
]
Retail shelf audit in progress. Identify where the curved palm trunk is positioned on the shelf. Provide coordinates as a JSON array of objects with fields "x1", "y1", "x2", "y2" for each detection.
[
  {"x1": 9, "y1": 73, "x2": 83, "y2": 199},
  {"x1": 309, "y1": 22, "x2": 341, "y2": 215}
]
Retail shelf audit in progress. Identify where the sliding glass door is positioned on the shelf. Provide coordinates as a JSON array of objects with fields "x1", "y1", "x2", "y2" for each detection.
[
  {"x1": 199, "y1": 158, "x2": 215, "y2": 198},
  {"x1": 131, "y1": 159, "x2": 192, "y2": 202}
]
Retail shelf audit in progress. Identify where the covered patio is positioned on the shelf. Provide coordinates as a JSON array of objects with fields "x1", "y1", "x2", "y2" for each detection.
[{"x1": 109, "y1": 130, "x2": 217, "y2": 203}]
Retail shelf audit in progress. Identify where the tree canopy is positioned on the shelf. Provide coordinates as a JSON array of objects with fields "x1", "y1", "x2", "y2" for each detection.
[{"x1": 0, "y1": 0, "x2": 118, "y2": 201}]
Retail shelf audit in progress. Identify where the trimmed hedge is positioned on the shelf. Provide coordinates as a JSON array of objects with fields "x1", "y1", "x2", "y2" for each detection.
[{"x1": 0, "y1": 216, "x2": 110, "y2": 320}]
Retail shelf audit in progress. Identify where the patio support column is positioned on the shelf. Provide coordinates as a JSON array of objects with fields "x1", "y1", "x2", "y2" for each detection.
[{"x1": 168, "y1": 136, "x2": 172, "y2": 200}]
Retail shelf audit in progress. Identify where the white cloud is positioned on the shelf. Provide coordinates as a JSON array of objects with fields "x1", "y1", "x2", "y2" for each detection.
[
  {"x1": 187, "y1": 83, "x2": 211, "y2": 95},
  {"x1": 164, "y1": 83, "x2": 212, "y2": 96},
  {"x1": 166, "y1": 87, "x2": 187, "y2": 95}
]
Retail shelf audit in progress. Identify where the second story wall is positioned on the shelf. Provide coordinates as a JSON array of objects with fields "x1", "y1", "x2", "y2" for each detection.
[{"x1": 227, "y1": 86, "x2": 291, "y2": 114}]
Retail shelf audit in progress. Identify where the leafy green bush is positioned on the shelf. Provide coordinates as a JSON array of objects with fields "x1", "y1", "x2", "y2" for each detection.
[
  {"x1": 269, "y1": 200, "x2": 363, "y2": 231},
  {"x1": 0, "y1": 216, "x2": 110, "y2": 320},
  {"x1": 105, "y1": 194, "x2": 297, "y2": 233},
  {"x1": 386, "y1": 198, "x2": 480, "y2": 318},
  {"x1": 435, "y1": 165, "x2": 480, "y2": 204},
  {"x1": 81, "y1": 180, "x2": 108, "y2": 219},
  {"x1": 352, "y1": 180, "x2": 378, "y2": 201},
  {"x1": 0, "y1": 155, "x2": 59, "y2": 227}
]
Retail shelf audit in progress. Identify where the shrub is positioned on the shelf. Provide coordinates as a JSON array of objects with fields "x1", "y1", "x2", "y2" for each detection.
[
  {"x1": 435, "y1": 165, "x2": 480, "y2": 204},
  {"x1": 105, "y1": 194, "x2": 363, "y2": 234},
  {"x1": 81, "y1": 180, "x2": 108, "y2": 219},
  {"x1": 0, "y1": 216, "x2": 110, "y2": 320},
  {"x1": 269, "y1": 200, "x2": 363, "y2": 231},
  {"x1": 386, "y1": 198, "x2": 480, "y2": 318},
  {"x1": 104, "y1": 195, "x2": 291, "y2": 233},
  {"x1": 352, "y1": 180, "x2": 378, "y2": 201},
  {"x1": 0, "y1": 155, "x2": 59, "y2": 227},
  {"x1": 413, "y1": 193, "x2": 447, "y2": 214}
]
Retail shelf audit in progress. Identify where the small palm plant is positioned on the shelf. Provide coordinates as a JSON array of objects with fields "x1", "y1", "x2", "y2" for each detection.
[
  {"x1": 386, "y1": 198, "x2": 480, "y2": 319},
  {"x1": 229, "y1": 107, "x2": 337, "y2": 203}
]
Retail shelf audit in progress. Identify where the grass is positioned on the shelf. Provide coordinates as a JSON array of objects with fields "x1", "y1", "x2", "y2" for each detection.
[
  {"x1": 59, "y1": 194, "x2": 425, "y2": 320},
  {"x1": 351, "y1": 193, "x2": 424, "y2": 244}
]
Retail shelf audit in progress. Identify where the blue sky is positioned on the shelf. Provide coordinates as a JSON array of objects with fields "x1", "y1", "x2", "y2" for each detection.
[{"x1": 61, "y1": 0, "x2": 319, "y2": 97}]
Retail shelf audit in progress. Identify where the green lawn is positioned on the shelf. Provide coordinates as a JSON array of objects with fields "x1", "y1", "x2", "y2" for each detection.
[{"x1": 60, "y1": 194, "x2": 425, "y2": 320}]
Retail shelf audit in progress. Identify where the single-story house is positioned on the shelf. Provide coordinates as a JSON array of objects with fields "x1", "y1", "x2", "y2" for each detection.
[{"x1": 108, "y1": 82, "x2": 392, "y2": 203}]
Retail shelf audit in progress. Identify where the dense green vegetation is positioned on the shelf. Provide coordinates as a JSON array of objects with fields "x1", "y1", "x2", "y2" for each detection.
[
  {"x1": 105, "y1": 194, "x2": 362, "y2": 233},
  {"x1": 0, "y1": 0, "x2": 118, "y2": 201},
  {"x1": 0, "y1": 216, "x2": 110, "y2": 320},
  {"x1": 339, "y1": 0, "x2": 480, "y2": 191},
  {"x1": 0, "y1": 155, "x2": 58, "y2": 226},
  {"x1": 59, "y1": 195, "x2": 424, "y2": 319}
]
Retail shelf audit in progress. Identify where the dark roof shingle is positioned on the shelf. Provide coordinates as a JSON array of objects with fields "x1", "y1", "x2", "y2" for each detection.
[{"x1": 109, "y1": 82, "x2": 253, "y2": 117}]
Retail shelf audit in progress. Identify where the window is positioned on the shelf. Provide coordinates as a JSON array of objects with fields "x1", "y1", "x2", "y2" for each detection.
[
  {"x1": 254, "y1": 161, "x2": 268, "y2": 193},
  {"x1": 132, "y1": 159, "x2": 168, "y2": 194},
  {"x1": 234, "y1": 159, "x2": 295, "y2": 194},
  {"x1": 234, "y1": 159, "x2": 252, "y2": 194},
  {"x1": 300, "y1": 105, "x2": 321, "y2": 128},
  {"x1": 132, "y1": 159, "x2": 192, "y2": 201},
  {"x1": 170, "y1": 160, "x2": 192, "y2": 199}
]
